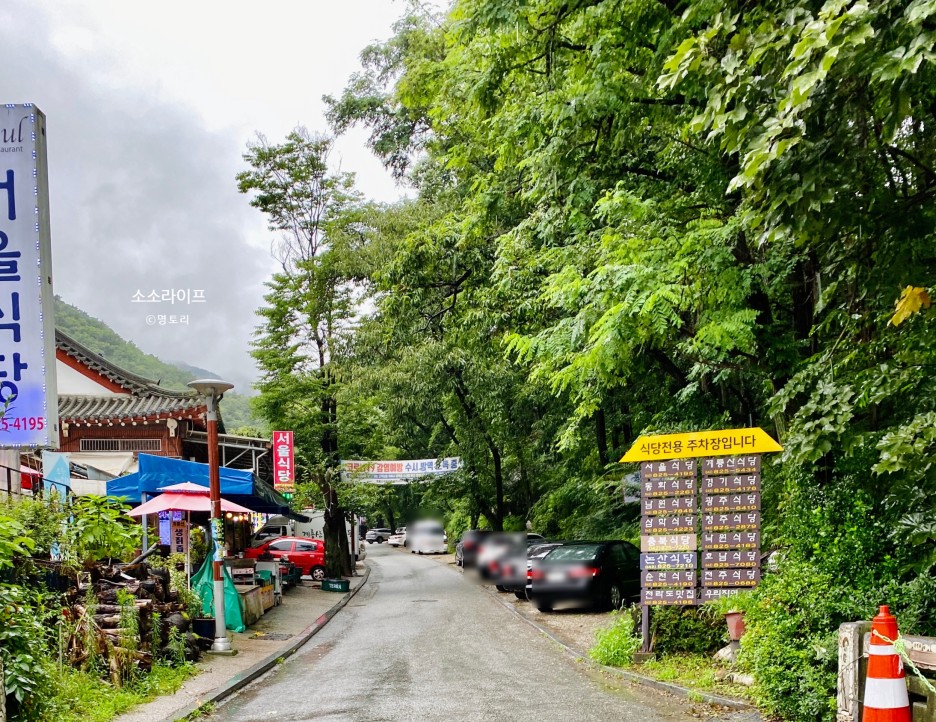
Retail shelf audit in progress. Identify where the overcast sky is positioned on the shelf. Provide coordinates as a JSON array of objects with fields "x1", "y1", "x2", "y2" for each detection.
[{"x1": 0, "y1": 0, "x2": 425, "y2": 393}]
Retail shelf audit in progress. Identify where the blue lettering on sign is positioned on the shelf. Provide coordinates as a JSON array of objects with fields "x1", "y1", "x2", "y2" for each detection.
[
  {"x1": 0, "y1": 231, "x2": 20, "y2": 282},
  {"x1": 0, "y1": 352, "x2": 27, "y2": 380},
  {"x1": 0, "y1": 291, "x2": 21, "y2": 341},
  {"x1": 0, "y1": 170, "x2": 14, "y2": 220}
]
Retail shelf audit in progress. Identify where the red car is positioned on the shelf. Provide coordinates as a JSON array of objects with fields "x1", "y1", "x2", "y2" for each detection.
[{"x1": 244, "y1": 537, "x2": 326, "y2": 580}]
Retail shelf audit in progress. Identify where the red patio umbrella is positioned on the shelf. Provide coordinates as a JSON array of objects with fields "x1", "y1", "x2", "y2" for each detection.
[
  {"x1": 127, "y1": 482, "x2": 253, "y2": 517},
  {"x1": 127, "y1": 482, "x2": 253, "y2": 584}
]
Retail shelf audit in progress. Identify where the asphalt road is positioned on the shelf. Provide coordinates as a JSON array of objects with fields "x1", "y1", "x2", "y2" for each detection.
[{"x1": 210, "y1": 544, "x2": 750, "y2": 722}]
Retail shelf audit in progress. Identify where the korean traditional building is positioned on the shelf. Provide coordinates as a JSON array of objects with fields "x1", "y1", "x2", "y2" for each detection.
[{"x1": 17, "y1": 330, "x2": 273, "y2": 489}]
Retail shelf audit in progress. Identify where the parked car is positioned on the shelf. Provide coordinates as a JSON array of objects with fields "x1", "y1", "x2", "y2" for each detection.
[
  {"x1": 388, "y1": 527, "x2": 407, "y2": 547},
  {"x1": 528, "y1": 540, "x2": 640, "y2": 612},
  {"x1": 498, "y1": 541, "x2": 568, "y2": 599},
  {"x1": 455, "y1": 530, "x2": 492, "y2": 568},
  {"x1": 409, "y1": 521, "x2": 448, "y2": 554},
  {"x1": 478, "y1": 533, "x2": 547, "y2": 588},
  {"x1": 366, "y1": 528, "x2": 393, "y2": 544},
  {"x1": 244, "y1": 537, "x2": 326, "y2": 580}
]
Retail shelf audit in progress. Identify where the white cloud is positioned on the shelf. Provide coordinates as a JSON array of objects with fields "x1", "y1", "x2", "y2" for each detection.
[{"x1": 0, "y1": 0, "x2": 419, "y2": 393}]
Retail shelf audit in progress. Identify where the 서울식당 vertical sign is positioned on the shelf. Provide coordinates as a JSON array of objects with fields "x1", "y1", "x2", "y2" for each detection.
[
  {"x1": 0, "y1": 104, "x2": 58, "y2": 448},
  {"x1": 273, "y1": 430, "x2": 295, "y2": 493}
]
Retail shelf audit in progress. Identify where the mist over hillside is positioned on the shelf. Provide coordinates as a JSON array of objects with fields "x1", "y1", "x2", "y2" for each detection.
[{"x1": 54, "y1": 296, "x2": 266, "y2": 434}]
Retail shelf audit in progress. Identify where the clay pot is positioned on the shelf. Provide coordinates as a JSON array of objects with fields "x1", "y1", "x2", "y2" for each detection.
[{"x1": 725, "y1": 611, "x2": 746, "y2": 641}]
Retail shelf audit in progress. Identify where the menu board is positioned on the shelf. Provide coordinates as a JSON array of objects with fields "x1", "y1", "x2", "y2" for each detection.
[{"x1": 639, "y1": 454, "x2": 764, "y2": 606}]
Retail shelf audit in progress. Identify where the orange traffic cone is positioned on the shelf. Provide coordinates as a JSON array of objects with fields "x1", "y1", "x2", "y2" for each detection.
[{"x1": 863, "y1": 605, "x2": 911, "y2": 722}]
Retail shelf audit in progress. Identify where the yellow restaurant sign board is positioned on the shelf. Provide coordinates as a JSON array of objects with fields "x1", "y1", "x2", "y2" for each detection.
[{"x1": 620, "y1": 428, "x2": 782, "y2": 463}]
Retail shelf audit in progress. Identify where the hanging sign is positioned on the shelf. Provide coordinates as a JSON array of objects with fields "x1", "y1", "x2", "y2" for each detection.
[
  {"x1": 702, "y1": 493, "x2": 761, "y2": 513},
  {"x1": 642, "y1": 477, "x2": 696, "y2": 497},
  {"x1": 702, "y1": 531, "x2": 760, "y2": 550},
  {"x1": 643, "y1": 570, "x2": 696, "y2": 588},
  {"x1": 170, "y1": 514, "x2": 189, "y2": 556},
  {"x1": 642, "y1": 588, "x2": 698, "y2": 606},
  {"x1": 702, "y1": 512, "x2": 761, "y2": 531},
  {"x1": 642, "y1": 496, "x2": 696, "y2": 515},
  {"x1": 640, "y1": 534, "x2": 697, "y2": 552},
  {"x1": 701, "y1": 550, "x2": 759, "y2": 568},
  {"x1": 702, "y1": 568, "x2": 761, "y2": 587},
  {"x1": 640, "y1": 552, "x2": 696, "y2": 570},
  {"x1": 0, "y1": 104, "x2": 58, "y2": 448},
  {"x1": 273, "y1": 430, "x2": 295, "y2": 493},
  {"x1": 702, "y1": 474, "x2": 761, "y2": 494},
  {"x1": 642, "y1": 515, "x2": 696, "y2": 534}
]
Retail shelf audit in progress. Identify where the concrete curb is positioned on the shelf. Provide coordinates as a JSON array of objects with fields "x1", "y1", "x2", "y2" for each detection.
[
  {"x1": 480, "y1": 584, "x2": 756, "y2": 713},
  {"x1": 167, "y1": 565, "x2": 371, "y2": 721}
]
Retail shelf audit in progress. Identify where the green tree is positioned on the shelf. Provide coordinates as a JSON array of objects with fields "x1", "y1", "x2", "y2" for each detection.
[{"x1": 238, "y1": 128, "x2": 365, "y2": 577}]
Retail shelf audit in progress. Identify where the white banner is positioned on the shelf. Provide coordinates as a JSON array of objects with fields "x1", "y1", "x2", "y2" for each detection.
[
  {"x1": 340, "y1": 458, "x2": 461, "y2": 484},
  {"x1": 0, "y1": 104, "x2": 58, "y2": 448}
]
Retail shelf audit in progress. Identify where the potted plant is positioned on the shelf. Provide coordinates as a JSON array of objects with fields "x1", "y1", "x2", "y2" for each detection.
[{"x1": 707, "y1": 590, "x2": 754, "y2": 647}]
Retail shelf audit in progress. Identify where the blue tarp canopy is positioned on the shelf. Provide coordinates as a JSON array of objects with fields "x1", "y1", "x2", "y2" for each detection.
[{"x1": 106, "y1": 454, "x2": 303, "y2": 518}]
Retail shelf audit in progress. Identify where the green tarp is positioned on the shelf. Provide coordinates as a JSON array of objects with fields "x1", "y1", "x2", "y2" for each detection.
[{"x1": 191, "y1": 550, "x2": 246, "y2": 633}]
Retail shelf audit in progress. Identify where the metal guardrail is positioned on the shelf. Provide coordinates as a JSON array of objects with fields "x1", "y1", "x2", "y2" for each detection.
[{"x1": 838, "y1": 621, "x2": 936, "y2": 722}]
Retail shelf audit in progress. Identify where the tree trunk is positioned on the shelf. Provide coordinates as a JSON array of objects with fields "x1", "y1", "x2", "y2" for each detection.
[
  {"x1": 491, "y1": 445, "x2": 504, "y2": 531},
  {"x1": 323, "y1": 484, "x2": 351, "y2": 577},
  {"x1": 595, "y1": 408, "x2": 609, "y2": 467},
  {"x1": 321, "y1": 383, "x2": 350, "y2": 577},
  {"x1": 451, "y1": 372, "x2": 504, "y2": 530}
]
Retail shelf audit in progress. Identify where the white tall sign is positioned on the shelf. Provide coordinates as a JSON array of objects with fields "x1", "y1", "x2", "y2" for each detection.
[{"x1": 0, "y1": 104, "x2": 58, "y2": 448}]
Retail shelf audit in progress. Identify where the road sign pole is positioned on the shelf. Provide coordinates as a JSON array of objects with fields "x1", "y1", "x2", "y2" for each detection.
[{"x1": 641, "y1": 605, "x2": 650, "y2": 651}]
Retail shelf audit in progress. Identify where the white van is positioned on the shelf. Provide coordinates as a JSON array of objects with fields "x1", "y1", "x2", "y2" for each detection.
[{"x1": 408, "y1": 521, "x2": 448, "y2": 555}]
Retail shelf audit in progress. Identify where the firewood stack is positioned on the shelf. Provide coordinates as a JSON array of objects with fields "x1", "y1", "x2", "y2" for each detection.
[{"x1": 64, "y1": 560, "x2": 200, "y2": 684}]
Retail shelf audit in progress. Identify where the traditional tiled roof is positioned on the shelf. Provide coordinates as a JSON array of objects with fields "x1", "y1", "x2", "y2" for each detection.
[
  {"x1": 58, "y1": 394, "x2": 204, "y2": 422},
  {"x1": 55, "y1": 330, "x2": 206, "y2": 423}
]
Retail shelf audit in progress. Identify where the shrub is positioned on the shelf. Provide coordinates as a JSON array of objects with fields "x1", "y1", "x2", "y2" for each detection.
[
  {"x1": 589, "y1": 609, "x2": 642, "y2": 667},
  {"x1": 6, "y1": 498, "x2": 66, "y2": 560},
  {"x1": 740, "y1": 561, "x2": 849, "y2": 722},
  {"x1": 0, "y1": 584, "x2": 56, "y2": 719},
  {"x1": 65, "y1": 496, "x2": 142, "y2": 565},
  {"x1": 651, "y1": 606, "x2": 726, "y2": 656}
]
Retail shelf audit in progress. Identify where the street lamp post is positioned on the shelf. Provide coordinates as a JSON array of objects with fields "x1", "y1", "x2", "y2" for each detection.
[{"x1": 187, "y1": 378, "x2": 234, "y2": 653}]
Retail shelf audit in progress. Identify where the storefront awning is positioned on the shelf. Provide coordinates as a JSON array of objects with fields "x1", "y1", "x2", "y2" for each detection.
[
  {"x1": 66, "y1": 452, "x2": 138, "y2": 478},
  {"x1": 106, "y1": 454, "x2": 305, "y2": 519}
]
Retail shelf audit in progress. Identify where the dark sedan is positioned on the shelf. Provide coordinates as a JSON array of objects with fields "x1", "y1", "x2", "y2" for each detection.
[{"x1": 528, "y1": 540, "x2": 640, "y2": 612}]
